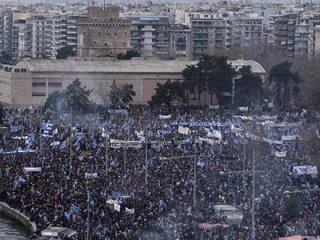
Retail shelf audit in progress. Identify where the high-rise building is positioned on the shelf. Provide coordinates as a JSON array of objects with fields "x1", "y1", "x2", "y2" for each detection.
[
  {"x1": 77, "y1": 6, "x2": 131, "y2": 58},
  {"x1": 231, "y1": 15, "x2": 263, "y2": 49},
  {"x1": 125, "y1": 15, "x2": 170, "y2": 59},
  {"x1": 169, "y1": 24, "x2": 192, "y2": 59},
  {"x1": 191, "y1": 17, "x2": 228, "y2": 59},
  {"x1": 0, "y1": 10, "x2": 14, "y2": 59},
  {"x1": 272, "y1": 13, "x2": 297, "y2": 57}
]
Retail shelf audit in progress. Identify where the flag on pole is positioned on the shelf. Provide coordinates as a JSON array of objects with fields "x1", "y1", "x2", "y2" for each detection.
[{"x1": 114, "y1": 203, "x2": 121, "y2": 212}]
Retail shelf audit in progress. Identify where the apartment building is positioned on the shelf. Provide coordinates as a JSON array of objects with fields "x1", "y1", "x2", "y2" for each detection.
[
  {"x1": 231, "y1": 15, "x2": 263, "y2": 49},
  {"x1": 191, "y1": 16, "x2": 228, "y2": 59},
  {"x1": 271, "y1": 13, "x2": 297, "y2": 57},
  {"x1": 0, "y1": 10, "x2": 14, "y2": 59},
  {"x1": 270, "y1": 11, "x2": 320, "y2": 58},
  {"x1": 188, "y1": 11, "x2": 263, "y2": 59},
  {"x1": 125, "y1": 15, "x2": 170, "y2": 59},
  {"x1": 168, "y1": 24, "x2": 192, "y2": 59}
]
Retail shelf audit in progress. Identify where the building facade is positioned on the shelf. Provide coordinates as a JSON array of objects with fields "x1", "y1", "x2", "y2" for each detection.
[
  {"x1": 125, "y1": 15, "x2": 170, "y2": 59},
  {"x1": 77, "y1": 7, "x2": 131, "y2": 58},
  {"x1": 168, "y1": 24, "x2": 192, "y2": 59},
  {"x1": 0, "y1": 58, "x2": 266, "y2": 107}
]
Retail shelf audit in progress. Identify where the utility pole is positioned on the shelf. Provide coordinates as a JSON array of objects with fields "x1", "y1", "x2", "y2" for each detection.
[
  {"x1": 69, "y1": 128, "x2": 72, "y2": 176},
  {"x1": 251, "y1": 146, "x2": 256, "y2": 240},
  {"x1": 124, "y1": 146, "x2": 127, "y2": 177},
  {"x1": 193, "y1": 144, "x2": 197, "y2": 208},
  {"x1": 145, "y1": 139, "x2": 148, "y2": 189},
  {"x1": 86, "y1": 187, "x2": 90, "y2": 240},
  {"x1": 243, "y1": 143, "x2": 246, "y2": 171},
  {"x1": 105, "y1": 134, "x2": 109, "y2": 175}
]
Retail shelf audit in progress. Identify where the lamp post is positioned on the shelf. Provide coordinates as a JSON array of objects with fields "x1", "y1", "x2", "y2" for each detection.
[
  {"x1": 105, "y1": 133, "x2": 109, "y2": 175},
  {"x1": 251, "y1": 146, "x2": 256, "y2": 240}
]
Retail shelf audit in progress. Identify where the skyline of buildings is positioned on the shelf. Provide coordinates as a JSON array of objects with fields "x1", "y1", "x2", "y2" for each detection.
[{"x1": 1, "y1": 2, "x2": 320, "y2": 61}]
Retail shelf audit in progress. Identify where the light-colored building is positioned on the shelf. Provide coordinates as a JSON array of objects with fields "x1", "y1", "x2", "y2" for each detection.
[
  {"x1": 0, "y1": 10, "x2": 14, "y2": 59},
  {"x1": 309, "y1": 25, "x2": 320, "y2": 57},
  {"x1": 231, "y1": 15, "x2": 263, "y2": 49},
  {"x1": 169, "y1": 24, "x2": 192, "y2": 60},
  {"x1": 191, "y1": 17, "x2": 228, "y2": 59},
  {"x1": 0, "y1": 58, "x2": 266, "y2": 107},
  {"x1": 125, "y1": 15, "x2": 170, "y2": 59},
  {"x1": 77, "y1": 7, "x2": 131, "y2": 58}
]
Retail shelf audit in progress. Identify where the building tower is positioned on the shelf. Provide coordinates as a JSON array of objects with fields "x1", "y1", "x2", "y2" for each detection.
[{"x1": 77, "y1": 6, "x2": 131, "y2": 58}]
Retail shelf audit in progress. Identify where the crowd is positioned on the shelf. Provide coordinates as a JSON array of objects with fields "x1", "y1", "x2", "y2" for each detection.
[{"x1": 0, "y1": 106, "x2": 319, "y2": 240}]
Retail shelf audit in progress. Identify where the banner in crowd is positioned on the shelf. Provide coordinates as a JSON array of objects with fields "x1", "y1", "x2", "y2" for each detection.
[
  {"x1": 199, "y1": 137, "x2": 219, "y2": 145},
  {"x1": 208, "y1": 104, "x2": 219, "y2": 110},
  {"x1": 270, "y1": 122, "x2": 299, "y2": 128},
  {"x1": 23, "y1": 167, "x2": 42, "y2": 173},
  {"x1": 114, "y1": 203, "x2": 121, "y2": 212},
  {"x1": 0, "y1": 149, "x2": 36, "y2": 154},
  {"x1": 11, "y1": 136, "x2": 28, "y2": 140},
  {"x1": 125, "y1": 207, "x2": 135, "y2": 214},
  {"x1": 293, "y1": 166, "x2": 318, "y2": 175},
  {"x1": 264, "y1": 139, "x2": 283, "y2": 145},
  {"x1": 108, "y1": 109, "x2": 128, "y2": 114},
  {"x1": 238, "y1": 107, "x2": 249, "y2": 112},
  {"x1": 178, "y1": 126, "x2": 190, "y2": 135},
  {"x1": 275, "y1": 151, "x2": 287, "y2": 157},
  {"x1": 159, "y1": 114, "x2": 172, "y2": 120},
  {"x1": 85, "y1": 173, "x2": 98, "y2": 179},
  {"x1": 256, "y1": 115, "x2": 278, "y2": 121},
  {"x1": 109, "y1": 139, "x2": 142, "y2": 149},
  {"x1": 282, "y1": 135, "x2": 297, "y2": 141}
]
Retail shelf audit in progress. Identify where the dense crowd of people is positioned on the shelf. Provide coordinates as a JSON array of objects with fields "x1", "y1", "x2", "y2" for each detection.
[{"x1": 0, "y1": 106, "x2": 319, "y2": 239}]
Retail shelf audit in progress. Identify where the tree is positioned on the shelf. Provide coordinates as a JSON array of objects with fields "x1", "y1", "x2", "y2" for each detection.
[
  {"x1": 182, "y1": 56, "x2": 210, "y2": 105},
  {"x1": 120, "y1": 84, "x2": 136, "y2": 104},
  {"x1": 64, "y1": 79, "x2": 92, "y2": 113},
  {"x1": 56, "y1": 46, "x2": 76, "y2": 59},
  {"x1": 182, "y1": 55, "x2": 235, "y2": 106},
  {"x1": 117, "y1": 49, "x2": 141, "y2": 60},
  {"x1": 207, "y1": 56, "x2": 236, "y2": 106},
  {"x1": 43, "y1": 91, "x2": 64, "y2": 112},
  {"x1": 0, "y1": 52, "x2": 13, "y2": 65},
  {"x1": 0, "y1": 104, "x2": 5, "y2": 125},
  {"x1": 234, "y1": 66, "x2": 264, "y2": 107},
  {"x1": 149, "y1": 80, "x2": 186, "y2": 110},
  {"x1": 109, "y1": 81, "x2": 136, "y2": 106},
  {"x1": 269, "y1": 61, "x2": 302, "y2": 111}
]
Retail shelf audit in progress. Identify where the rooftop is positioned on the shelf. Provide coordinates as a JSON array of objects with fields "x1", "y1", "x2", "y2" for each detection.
[{"x1": 14, "y1": 58, "x2": 266, "y2": 75}]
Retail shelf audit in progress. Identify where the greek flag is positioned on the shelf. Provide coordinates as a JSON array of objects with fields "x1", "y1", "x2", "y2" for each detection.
[
  {"x1": 87, "y1": 192, "x2": 95, "y2": 205},
  {"x1": 112, "y1": 191, "x2": 122, "y2": 200},
  {"x1": 70, "y1": 203, "x2": 80, "y2": 215}
]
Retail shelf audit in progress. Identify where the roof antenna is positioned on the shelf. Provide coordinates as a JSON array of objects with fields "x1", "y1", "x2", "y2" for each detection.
[{"x1": 104, "y1": 0, "x2": 106, "y2": 10}]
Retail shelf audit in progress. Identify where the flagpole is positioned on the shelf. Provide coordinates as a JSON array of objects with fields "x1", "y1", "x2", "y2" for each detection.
[
  {"x1": 105, "y1": 134, "x2": 109, "y2": 175},
  {"x1": 69, "y1": 127, "x2": 72, "y2": 177},
  {"x1": 252, "y1": 146, "x2": 256, "y2": 240},
  {"x1": 145, "y1": 138, "x2": 148, "y2": 190},
  {"x1": 193, "y1": 144, "x2": 197, "y2": 208},
  {"x1": 86, "y1": 187, "x2": 90, "y2": 240}
]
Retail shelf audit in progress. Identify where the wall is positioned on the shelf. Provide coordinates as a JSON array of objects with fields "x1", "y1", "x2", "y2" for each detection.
[
  {"x1": 0, "y1": 70, "x2": 12, "y2": 105},
  {"x1": 0, "y1": 202, "x2": 37, "y2": 234}
]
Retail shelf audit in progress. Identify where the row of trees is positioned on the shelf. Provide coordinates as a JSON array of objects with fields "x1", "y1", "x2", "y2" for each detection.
[
  {"x1": 44, "y1": 55, "x2": 302, "y2": 114},
  {"x1": 44, "y1": 79, "x2": 137, "y2": 113}
]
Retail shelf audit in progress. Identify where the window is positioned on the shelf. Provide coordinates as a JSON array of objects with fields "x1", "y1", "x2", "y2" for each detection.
[
  {"x1": 32, "y1": 82, "x2": 45, "y2": 87},
  {"x1": 48, "y1": 82, "x2": 62, "y2": 87},
  {"x1": 14, "y1": 68, "x2": 20, "y2": 72},
  {"x1": 21, "y1": 69, "x2": 27, "y2": 72},
  {"x1": 32, "y1": 92, "x2": 45, "y2": 97}
]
